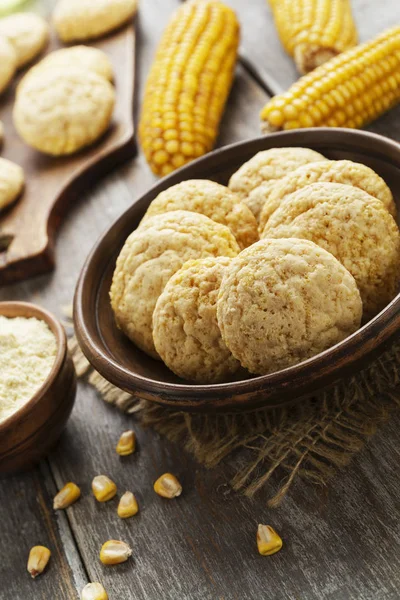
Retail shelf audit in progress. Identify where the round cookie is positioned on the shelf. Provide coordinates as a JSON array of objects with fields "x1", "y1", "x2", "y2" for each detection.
[
  {"x1": 0, "y1": 13, "x2": 49, "y2": 68},
  {"x1": 217, "y1": 238, "x2": 362, "y2": 375},
  {"x1": 110, "y1": 210, "x2": 240, "y2": 359},
  {"x1": 53, "y1": 0, "x2": 138, "y2": 42},
  {"x1": 0, "y1": 36, "x2": 17, "y2": 94},
  {"x1": 20, "y1": 46, "x2": 114, "y2": 86},
  {"x1": 259, "y1": 159, "x2": 396, "y2": 232},
  {"x1": 228, "y1": 147, "x2": 326, "y2": 220},
  {"x1": 0, "y1": 158, "x2": 24, "y2": 211},
  {"x1": 153, "y1": 257, "x2": 240, "y2": 383},
  {"x1": 13, "y1": 67, "x2": 115, "y2": 156},
  {"x1": 262, "y1": 182, "x2": 400, "y2": 319},
  {"x1": 141, "y1": 180, "x2": 259, "y2": 250}
]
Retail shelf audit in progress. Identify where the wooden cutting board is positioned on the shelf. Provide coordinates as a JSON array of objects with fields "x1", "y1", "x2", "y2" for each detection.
[{"x1": 0, "y1": 19, "x2": 136, "y2": 285}]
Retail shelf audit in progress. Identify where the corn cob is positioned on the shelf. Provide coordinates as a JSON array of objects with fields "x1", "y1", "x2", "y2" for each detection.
[
  {"x1": 269, "y1": 0, "x2": 358, "y2": 73},
  {"x1": 139, "y1": 0, "x2": 240, "y2": 176},
  {"x1": 261, "y1": 26, "x2": 400, "y2": 133}
]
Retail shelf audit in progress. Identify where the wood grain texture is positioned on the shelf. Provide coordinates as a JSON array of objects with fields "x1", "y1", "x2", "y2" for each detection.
[{"x1": 1, "y1": 0, "x2": 400, "y2": 598}]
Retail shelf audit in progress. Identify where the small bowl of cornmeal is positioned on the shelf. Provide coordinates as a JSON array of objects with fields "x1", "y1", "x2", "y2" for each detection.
[{"x1": 0, "y1": 301, "x2": 76, "y2": 474}]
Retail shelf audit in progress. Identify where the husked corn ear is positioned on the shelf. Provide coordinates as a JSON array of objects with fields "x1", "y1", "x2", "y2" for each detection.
[
  {"x1": 117, "y1": 491, "x2": 139, "y2": 518},
  {"x1": 269, "y1": 0, "x2": 357, "y2": 73},
  {"x1": 92, "y1": 475, "x2": 117, "y2": 502},
  {"x1": 139, "y1": 0, "x2": 240, "y2": 176},
  {"x1": 261, "y1": 26, "x2": 400, "y2": 133},
  {"x1": 154, "y1": 473, "x2": 182, "y2": 498},
  {"x1": 53, "y1": 482, "x2": 81, "y2": 510},
  {"x1": 27, "y1": 545, "x2": 51, "y2": 578},
  {"x1": 81, "y1": 582, "x2": 108, "y2": 600},
  {"x1": 99, "y1": 540, "x2": 132, "y2": 565},
  {"x1": 116, "y1": 430, "x2": 136, "y2": 456},
  {"x1": 257, "y1": 525, "x2": 283, "y2": 556}
]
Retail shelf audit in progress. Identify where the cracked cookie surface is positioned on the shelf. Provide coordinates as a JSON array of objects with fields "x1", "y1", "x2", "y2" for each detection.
[
  {"x1": 110, "y1": 210, "x2": 240, "y2": 359},
  {"x1": 0, "y1": 13, "x2": 49, "y2": 68},
  {"x1": 153, "y1": 257, "x2": 240, "y2": 383},
  {"x1": 14, "y1": 67, "x2": 115, "y2": 156},
  {"x1": 0, "y1": 36, "x2": 17, "y2": 94},
  {"x1": 262, "y1": 182, "x2": 400, "y2": 319},
  {"x1": 259, "y1": 159, "x2": 396, "y2": 231},
  {"x1": 141, "y1": 179, "x2": 258, "y2": 250},
  {"x1": 217, "y1": 238, "x2": 362, "y2": 375}
]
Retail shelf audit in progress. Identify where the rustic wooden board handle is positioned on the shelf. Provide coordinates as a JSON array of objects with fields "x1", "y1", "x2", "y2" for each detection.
[{"x1": 0, "y1": 25, "x2": 136, "y2": 285}]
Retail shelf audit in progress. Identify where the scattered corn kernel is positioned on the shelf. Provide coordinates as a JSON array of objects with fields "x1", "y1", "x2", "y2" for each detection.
[
  {"x1": 99, "y1": 540, "x2": 132, "y2": 565},
  {"x1": 27, "y1": 545, "x2": 51, "y2": 578},
  {"x1": 257, "y1": 524, "x2": 283, "y2": 556},
  {"x1": 53, "y1": 482, "x2": 81, "y2": 510},
  {"x1": 81, "y1": 582, "x2": 108, "y2": 600},
  {"x1": 116, "y1": 430, "x2": 136, "y2": 456},
  {"x1": 117, "y1": 491, "x2": 139, "y2": 519},
  {"x1": 153, "y1": 473, "x2": 182, "y2": 499},
  {"x1": 92, "y1": 475, "x2": 117, "y2": 502}
]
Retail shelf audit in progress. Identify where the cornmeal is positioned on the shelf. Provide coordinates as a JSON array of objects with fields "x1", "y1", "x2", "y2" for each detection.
[
  {"x1": 14, "y1": 67, "x2": 115, "y2": 156},
  {"x1": 53, "y1": 0, "x2": 138, "y2": 42},
  {"x1": 0, "y1": 35, "x2": 17, "y2": 94},
  {"x1": 153, "y1": 257, "x2": 240, "y2": 383},
  {"x1": 259, "y1": 159, "x2": 396, "y2": 231},
  {"x1": 0, "y1": 13, "x2": 49, "y2": 68},
  {"x1": 262, "y1": 182, "x2": 400, "y2": 319},
  {"x1": 0, "y1": 157, "x2": 24, "y2": 211},
  {"x1": 0, "y1": 316, "x2": 57, "y2": 423},
  {"x1": 141, "y1": 179, "x2": 259, "y2": 250},
  {"x1": 217, "y1": 238, "x2": 362, "y2": 375},
  {"x1": 228, "y1": 147, "x2": 326, "y2": 220},
  {"x1": 110, "y1": 210, "x2": 240, "y2": 359}
]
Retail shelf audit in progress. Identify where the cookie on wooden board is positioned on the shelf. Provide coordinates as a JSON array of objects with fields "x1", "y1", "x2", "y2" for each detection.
[
  {"x1": 262, "y1": 182, "x2": 400, "y2": 319},
  {"x1": 141, "y1": 179, "x2": 259, "y2": 250},
  {"x1": 258, "y1": 159, "x2": 396, "y2": 231},
  {"x1": 217, "y1": 238, "x2": 362, "y2": 375},
  {"x1": 0, "y1": 13, "x2": 49, "y2": 68},
  {"x1": 53, "y1": 0, "x2": 138, "y2": 42},
  {"x1": 153, "y1": 257, "x2": 240, "y2": 383},
  {"x1": 0, "y1": 36, "x2": 17, "y2": 94},
  {"x1": 110, "y1": 210, "x2": 240, "y2": 359},
  {"x1": 0, "y1": 158, "x2": 24, "y2": 211}
]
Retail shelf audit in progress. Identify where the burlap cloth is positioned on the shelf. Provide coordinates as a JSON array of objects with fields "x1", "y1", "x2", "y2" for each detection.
[{"x1": 64, "y1": 308, "x2": 400, "y2": 506}]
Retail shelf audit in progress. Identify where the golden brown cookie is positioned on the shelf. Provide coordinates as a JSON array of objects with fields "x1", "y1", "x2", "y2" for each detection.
[
  {"x1": 0, "y1": 157, "x2": 24, "y2": 211},
  {"x1": 228, "y1": 147, "x2": 326, "y2": 220},
  {"x1": 141, "y1": 179, "x2": 259, "y2": 250},
  {"x1": 259, "y1": 159, "x2": 396, "y2": 232},
  {"x1": 110, "y1": 210, "x2": 240, "y2": 359},
  {"x1": 217, "y1": 238, "x2": 362, "y2": 375},
  {"x1": 13, "y1": 67, "x2": 115, "y2": 156},
  {"x1": 0, "y1": 35, "x2": 17, "y2": 94},
  {"x1": 153, "y1": 257, "x2": 240, "y2": 382},
  {"x1": 0, "y1": 13, "x2": 49, "y2": 68},
  {"x1": 53, "y1": 0, "x2": 138, "y2": 42},
  {"x1": 262, "y1": 182, "x2": 400, "y2": 319}
]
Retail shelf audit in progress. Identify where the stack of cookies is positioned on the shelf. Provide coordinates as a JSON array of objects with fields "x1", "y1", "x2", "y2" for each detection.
[{"x1": 110, "y1": 148, "x2": 400, "y2": 383}]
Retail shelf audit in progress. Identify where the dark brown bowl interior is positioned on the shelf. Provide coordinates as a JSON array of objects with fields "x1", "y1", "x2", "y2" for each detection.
[
  {"x1": 74, "y1": 129, "x2": 400, "y2": 412},
  {"x1": 0, "y1": 302, "x2": 76, "y2": 473}
]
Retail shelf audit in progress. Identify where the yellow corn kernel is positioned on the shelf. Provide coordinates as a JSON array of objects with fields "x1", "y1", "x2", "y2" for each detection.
[
  {"x1": 27, "y1": 545, "x2": 51, "y2": 578},
  {"x1": 116, "y1": 430, "x2": 136, "y2": 456},
  {"x1": 139, "y1": 0, "x2": 240, "y2": 176},
  {"x1": 81, "y1": 582, "x2": 108, "y2": 600},
  {"x1": 92, "y1": 475, "x2": 117, "y2": 502},
  {"x1": 153, "y1": 473, "x2": 182, "y2": 499},
  {"x1": 53, "y1": 482, "x2": 81, "y2": 510},
  {"x1": 99, "y1": 540, "x2": 132, "y2": 565},
  {"x1": 256, "y1": 525, "x2": 283, "y2": 556},
  {"x1": 261, "y1": 26, "x2": 400, "y2": 133},
  {"x1": 269, "y1": 0, "x2": 357, "y2": 73},
  {"x1": 117, "y1": 491, "x2": 139, "y2": 519}
]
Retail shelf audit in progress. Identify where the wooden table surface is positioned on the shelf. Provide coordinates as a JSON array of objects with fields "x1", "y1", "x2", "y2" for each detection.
[{"x1": 1, "y1": 1, "x2": 400, "y2": 599}]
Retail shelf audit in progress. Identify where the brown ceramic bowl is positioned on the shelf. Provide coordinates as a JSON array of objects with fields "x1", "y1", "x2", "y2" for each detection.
[
  {"x1": 74, "y1": 128, "x2": 400, "y2": 413},
  {"x1": 0, "y1": 302, "x2": 76, "y2": 473}
]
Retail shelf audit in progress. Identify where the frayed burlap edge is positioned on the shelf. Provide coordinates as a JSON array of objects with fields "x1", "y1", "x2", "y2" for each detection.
[{"x1": 67, "y1": 331, "x2": 400, "y2": 506}]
